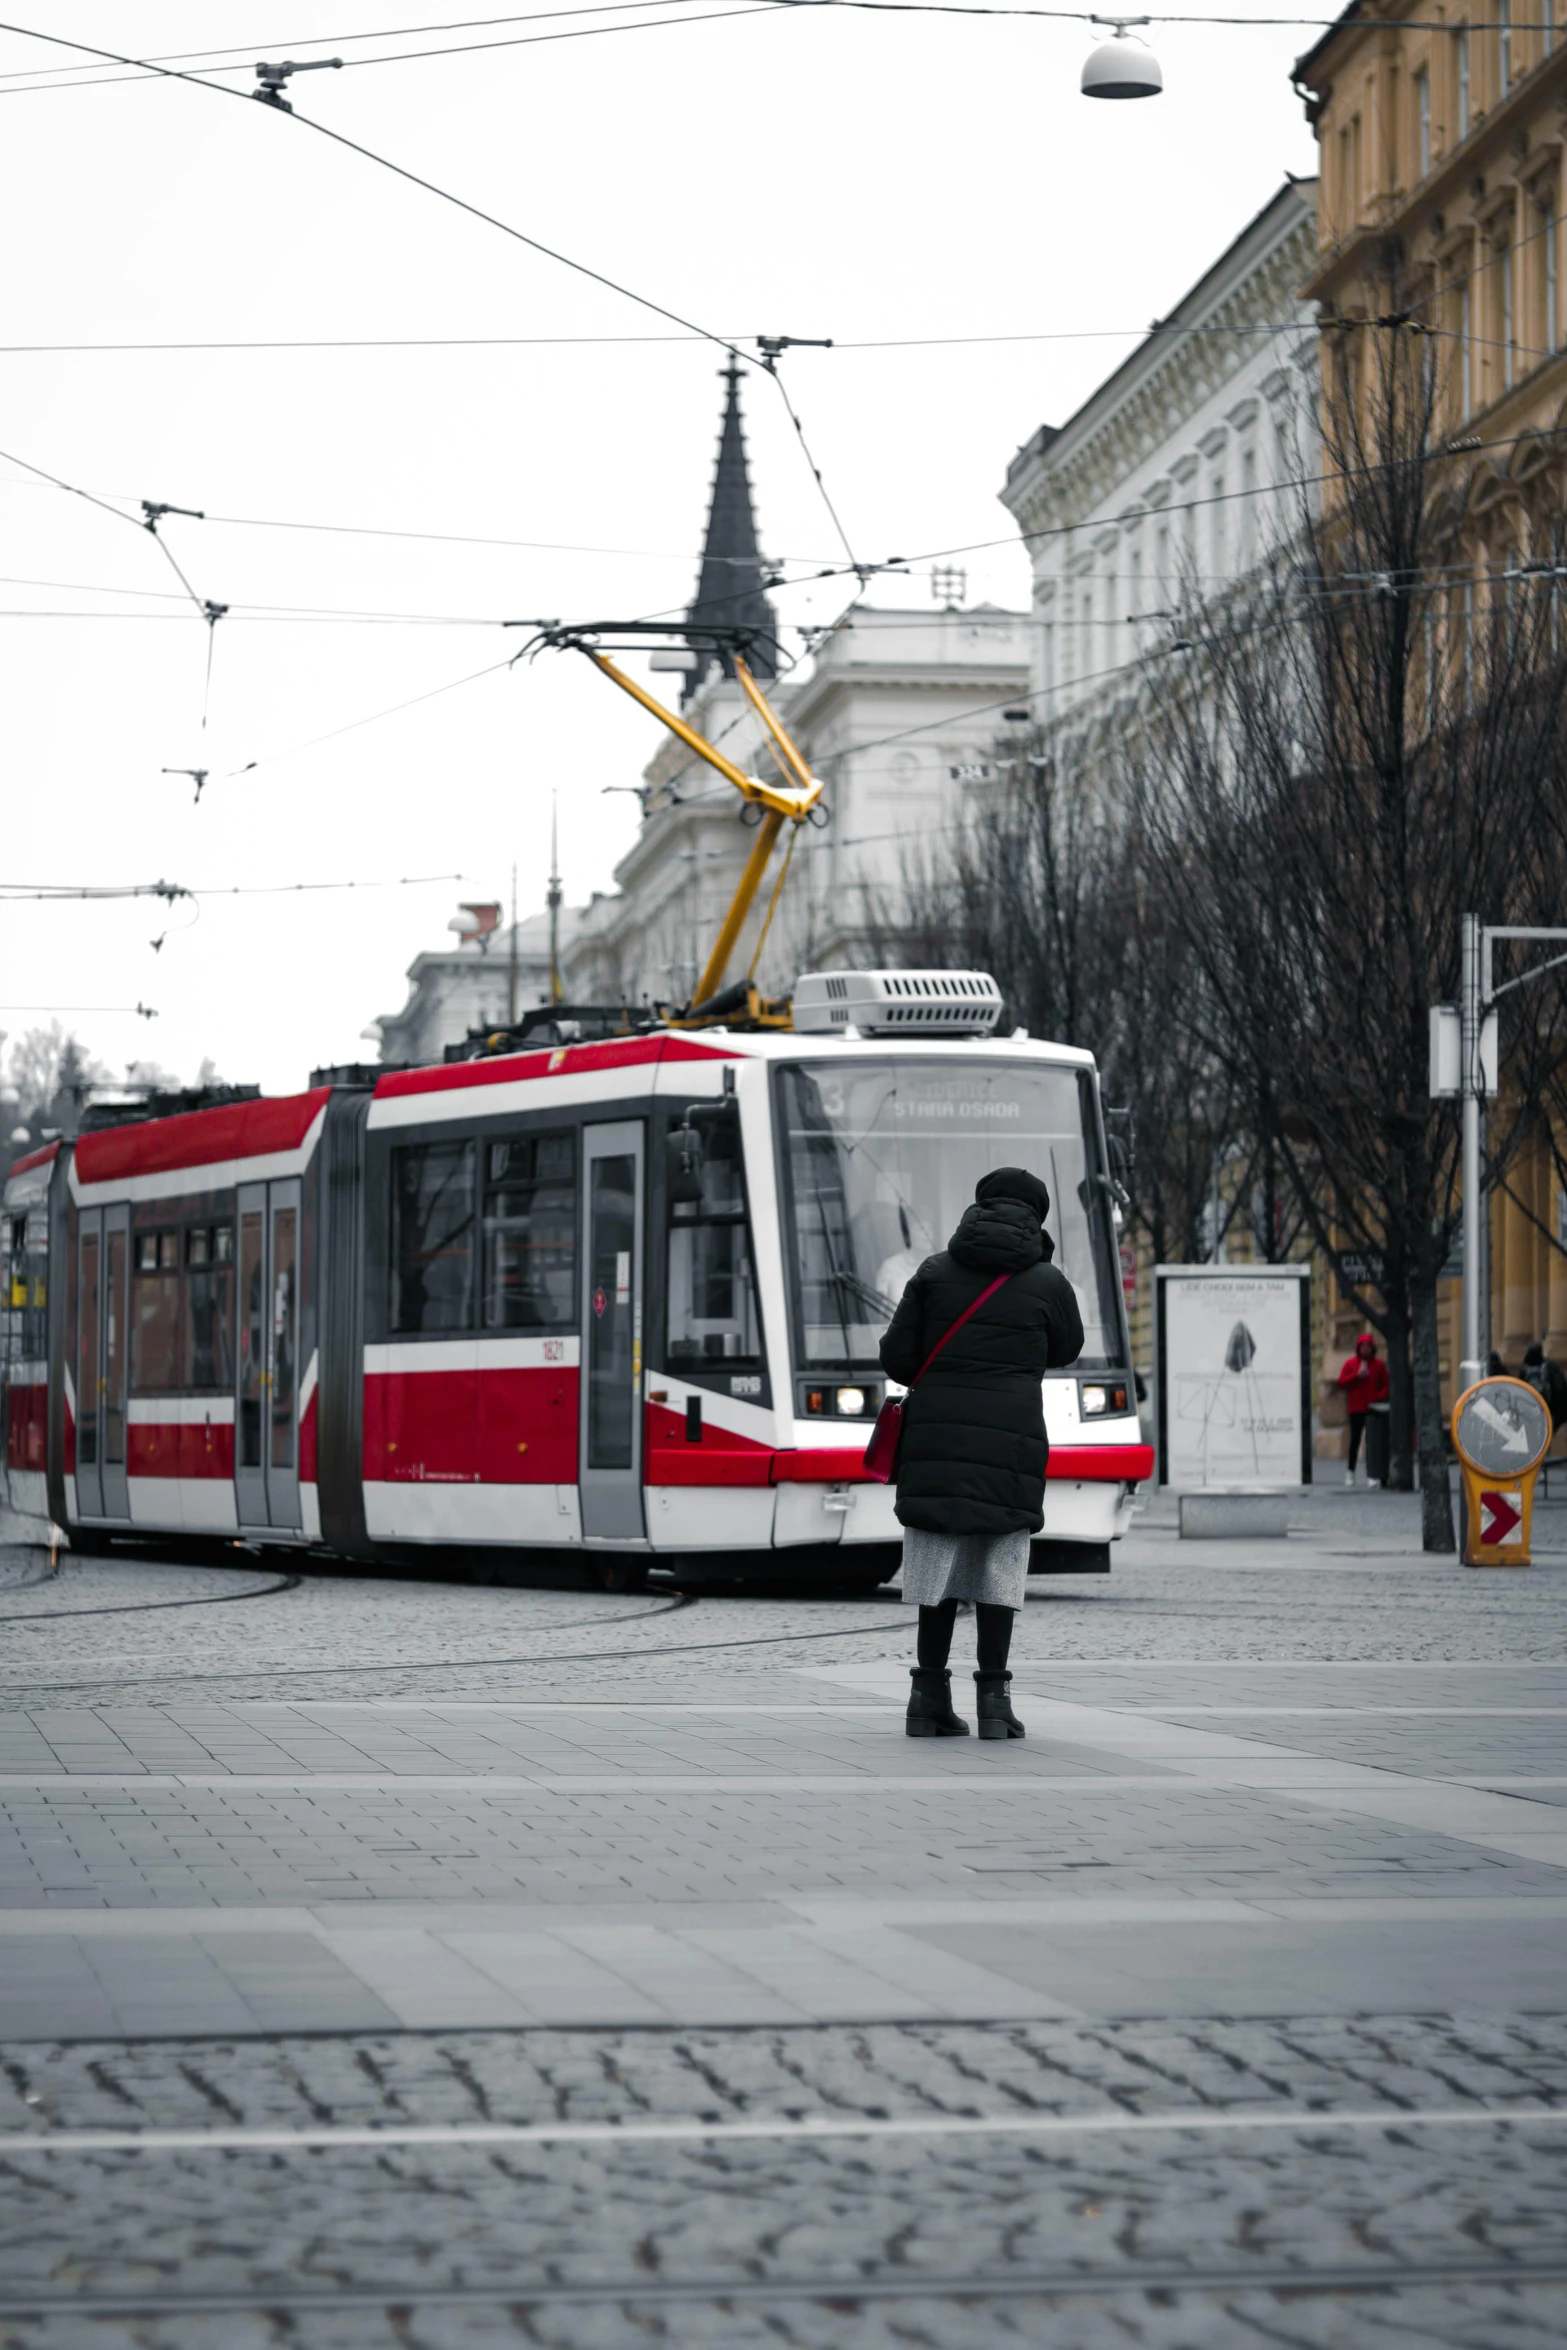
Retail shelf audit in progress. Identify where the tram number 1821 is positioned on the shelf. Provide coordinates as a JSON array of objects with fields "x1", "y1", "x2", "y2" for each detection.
[{"x1": 2, "y1": 983, "x2": 1150, "y2": 1579}]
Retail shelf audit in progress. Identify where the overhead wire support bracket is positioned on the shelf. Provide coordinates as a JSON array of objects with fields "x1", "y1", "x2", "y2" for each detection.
[
  {"x1": 141, "y1": 499, "x2": 205, "y2": 530},
  {"x1": 756, "y1": 334, "x2": 834, "y2": 371},
  {"x1": 253, "y1": 56, "x2": 343, "y2": 111}
]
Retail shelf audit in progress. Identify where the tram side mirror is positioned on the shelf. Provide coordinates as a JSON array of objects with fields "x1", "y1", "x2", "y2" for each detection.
[{"x1": 666, "y1": 1122, "x2": 706, "y2": 1205}]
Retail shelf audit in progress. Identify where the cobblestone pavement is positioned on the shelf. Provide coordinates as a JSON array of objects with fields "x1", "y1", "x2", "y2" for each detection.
[{"x1": 0, "y1": 1502, "x2": 1564, "y2": 2343}]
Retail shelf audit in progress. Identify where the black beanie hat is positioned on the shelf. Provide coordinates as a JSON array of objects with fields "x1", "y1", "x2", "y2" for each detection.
[{"x1": 975, "y1": 1166, "x2": 1051, "y2": 1223}]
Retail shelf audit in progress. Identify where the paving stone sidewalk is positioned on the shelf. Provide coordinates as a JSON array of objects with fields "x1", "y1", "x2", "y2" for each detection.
[{"x1": 1, "y1": 1510, "x2": 1564, "y2": 2341}]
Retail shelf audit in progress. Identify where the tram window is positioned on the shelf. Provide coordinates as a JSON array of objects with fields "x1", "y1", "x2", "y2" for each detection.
[
  {"x1": 185, "y1": 1223, "x2": 234, "y2": 1389},
  {"x1": 665, "y1": 1116, "x2": 761, "y2": 1365},
  {"x1": 482, "y1": 1130, "x2": 576, "y2": 1329},
  {"x1": 390, "y1": 1140, "x2": 476, "y2": 1333},
  {"x1": 132, "y1": 1228, "x2": 182, "y2": 1391},
  {"x1": 9, "y1": 1214, "x2": 47, "y2": 1360}
]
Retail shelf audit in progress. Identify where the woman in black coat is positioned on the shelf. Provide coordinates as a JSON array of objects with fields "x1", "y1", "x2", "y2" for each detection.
[{"x1": 879, "y1": 1166, "x2": 1083, "y2": 1740}]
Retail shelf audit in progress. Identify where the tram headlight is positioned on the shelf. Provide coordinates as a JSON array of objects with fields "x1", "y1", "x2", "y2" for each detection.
[
  {"x1": 802, "y1": 1383, "x2": 876, "y2": 1417},
  {"x1": 1080, "y1": 1381, "x2": 1130, "y2": 1417}
]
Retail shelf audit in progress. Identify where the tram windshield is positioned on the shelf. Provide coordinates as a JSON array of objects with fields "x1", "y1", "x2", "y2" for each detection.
[{"x1": 778, "y1": 1058, "x2": 1126, "y2": 1375}]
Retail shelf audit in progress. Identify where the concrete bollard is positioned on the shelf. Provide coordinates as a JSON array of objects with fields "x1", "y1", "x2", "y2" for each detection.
[{"x1": 1178, "y1": 1492, "x2": 1292, "y2": 1539}]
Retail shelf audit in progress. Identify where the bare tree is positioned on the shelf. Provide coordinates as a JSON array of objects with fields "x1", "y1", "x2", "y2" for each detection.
[
  {"x1": 1125, "y1": 303, "x2": 1567, "y2": 1548},
  {"x1": 891, "y1": 738, "x2": 1253, "y2": 1271},
  {"x1": 6, "y1": 1024, "x2": 109, "y2": 1123}
]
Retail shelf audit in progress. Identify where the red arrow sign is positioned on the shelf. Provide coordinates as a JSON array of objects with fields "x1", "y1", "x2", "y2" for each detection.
[{"x1": 1479, "y1": 1488, "x2": 1523, "y2": 1545}]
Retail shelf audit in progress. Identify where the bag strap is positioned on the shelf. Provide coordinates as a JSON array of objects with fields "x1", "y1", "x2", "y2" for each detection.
[{"x1": 908, "y1": 1272, "x2": 1014, "y2": 1390}]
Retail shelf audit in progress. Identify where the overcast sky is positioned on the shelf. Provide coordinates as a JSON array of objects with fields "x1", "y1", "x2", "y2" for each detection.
[{"x1": 0, "y1": 0, "x2": 1318, "y2": 1098}]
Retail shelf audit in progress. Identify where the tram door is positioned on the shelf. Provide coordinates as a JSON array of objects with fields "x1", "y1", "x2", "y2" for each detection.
[
  {"x1": 579, "y1": 1123, "x2": 645, "y2": 1542},
  {"x1": 235, "y1": 1179, "x2": 302, "y2": 1532},
  {"x1": 74, "y1": 1205, "x2": 129, "y2": 1520}
]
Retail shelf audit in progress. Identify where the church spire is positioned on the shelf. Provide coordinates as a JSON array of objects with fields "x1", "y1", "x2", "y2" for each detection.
[{"x1": 683, "y1": 360, "x2": 778, "y2": 706}]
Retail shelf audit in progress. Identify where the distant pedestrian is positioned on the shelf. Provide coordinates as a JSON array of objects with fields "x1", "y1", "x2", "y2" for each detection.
[
  {"x1": 1521, "y1": 1342, "x2": 1567, "y2": 1433},
  {"x1": 879, "y1": 1167, "x2": 1083, "y2": 1742},
  {"x1": 1336, "y1": 1334, "x2": 1389, "y2": 1487}
]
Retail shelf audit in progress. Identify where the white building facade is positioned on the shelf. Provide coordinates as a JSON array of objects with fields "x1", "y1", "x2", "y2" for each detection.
[
  {"x1": 1000, "y1": 179, "x2": 1320, "y2": 738},
  {"x1": 372, "y1": 904, "x2": 583, "y2": 1066}
]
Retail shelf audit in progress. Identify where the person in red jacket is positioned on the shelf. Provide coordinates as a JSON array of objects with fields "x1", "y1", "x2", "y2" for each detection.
[{"x1": 1337, "y1": 1334, "x2": 1390, "y2": 1484}]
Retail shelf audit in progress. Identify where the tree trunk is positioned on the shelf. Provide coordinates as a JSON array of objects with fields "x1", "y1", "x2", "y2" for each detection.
[
  {"x1": 1411, "y1": 1268, "x2": 1455, "y2": 1551},
  {"x1": 1382, "y1": 1299, "x2": 1414, "y2": 1490}
]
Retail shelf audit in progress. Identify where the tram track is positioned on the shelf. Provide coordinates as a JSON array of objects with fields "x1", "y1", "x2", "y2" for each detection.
[
  {"x1": 0, "y1": 1568, "x2": 302, "y2": 1626},
  {"x1": 0, "y1": 2251, "x2": 1562, "y2": 2322},
  {"x1": 0, "y1": 1591, "x2": 917, "y2": 1700}
]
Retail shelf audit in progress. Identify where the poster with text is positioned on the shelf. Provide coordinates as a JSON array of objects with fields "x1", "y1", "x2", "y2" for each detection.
[{"x1": 1160, "y1": 1272, "x2": 1307, "y2": 1490}]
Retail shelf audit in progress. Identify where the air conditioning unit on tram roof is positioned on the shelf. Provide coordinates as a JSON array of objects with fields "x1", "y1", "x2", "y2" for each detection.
[{"x1": 791, "y1": 969, "x2": 1003, "y2": 1037}]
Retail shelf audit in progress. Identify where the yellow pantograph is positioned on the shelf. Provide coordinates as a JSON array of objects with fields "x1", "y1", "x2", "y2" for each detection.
[{"x1": 584, "y1": 649, "x2": 821, "y2": 1020}]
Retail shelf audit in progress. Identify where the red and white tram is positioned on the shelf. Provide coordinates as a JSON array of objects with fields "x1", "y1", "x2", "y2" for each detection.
[{"x1": 2, "y1": 981, "x2": 1151, "y2": 1583}]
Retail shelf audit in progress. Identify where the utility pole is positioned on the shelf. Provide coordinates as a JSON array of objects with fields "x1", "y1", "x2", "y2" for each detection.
[
  {"x1": 547, "y1": 795, "x2": 564, "y2": 1006},
  {"x1": 507, "y1": 862, "x2": 518, "y2": 1027},
  {"x1": 1458, "y1": 911, "x2": 1484, "y2": 1396},
  {"x1": 1441, "y1": 914, "x2": 1567, "y2": 1395}
]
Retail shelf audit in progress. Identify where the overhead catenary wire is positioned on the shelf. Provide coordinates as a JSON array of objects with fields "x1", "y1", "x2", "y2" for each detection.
[
  {"x1": 0, "y1": 873, "x2": 468, "y2": 902},
  {"x1": 0, "y1": 22, "x2": 757, "y2": 372},
  {"x1": 0, "y1": 0, "x2": 796, "y2": 94},
  {"x1": 0, "y1": 0, "x2": 1557, "y2": 92},
  {"x1": 0, "y1": 166, "x2": 1556, "y2": 596},
  {"x1": 0, "y1": 19, "x2": 1555, "y2": 804},
  {"x1": 0, "y1": 0, "x2": 750, "y2": 81},
  {"x1": 218, "y1": 654, "x2": 518, "y2": 779}
]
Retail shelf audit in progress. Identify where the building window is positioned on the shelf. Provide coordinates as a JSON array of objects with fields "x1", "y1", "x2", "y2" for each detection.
[
  {"x1": 1547, "y1": 203, "x2": 1559, "y2": 349},
  {"x1": 1240, "y1": 445, "x2": 1258, "y2": 561},
  {"x1": 1041, "y1": 619, "x2": 1055, "y2": 696},
  {"x1": 184, "y1": 1223, "x2": 233, "y2": 1390},
  {"x1": 132, "y1": 1229, "x2": 182, "y2": 1392},
  {"x1": 1128, "y1": 544, "x2": 1142, "y2": 620},
  {"x1": 1415, "y1": 65, "x2": 1431, "y2": 177},
  {"x1": 1460, "y1": 280, "x2": 1473, "y2": 418},
  {"x1": 1499, "y1": 0, "x2": 1511, "y2": 96},
  {"x1": 481, "y1": 1130, "x2": 576, "y2": 1329},
  {"x1": 1462, "y1": 577, "x2": 1475, "y2": 711},
  {"x1": 1456, "y1": 28, "x2": 1470, "y2": 139},
  {"x1": 391, "y1": 1140, "x2": 476, "y2": 1333},
  {"x1": 1500, "y1": 240, "x2": 1514, "y2": 391},
  {"x1": 1156, "y1": 519, "x2": 1171, "y2": 590}
]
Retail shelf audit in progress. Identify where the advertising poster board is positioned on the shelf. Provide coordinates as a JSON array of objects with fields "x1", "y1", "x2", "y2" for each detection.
[{"x1": 1155, "y1": 1265, "x2": 1312, "y2": 1490}]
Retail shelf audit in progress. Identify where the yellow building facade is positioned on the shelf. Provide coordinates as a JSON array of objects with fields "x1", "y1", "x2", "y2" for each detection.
[
  {"x1": 1298, "y1": 4, "x2": 1567, "y2": 1449},
  {"x1": 1296, "y1": 1, "x2": 1567, "y2": 507}
]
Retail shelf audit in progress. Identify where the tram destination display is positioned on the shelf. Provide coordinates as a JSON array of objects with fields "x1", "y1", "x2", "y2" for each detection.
[{"x1": 1155, "y1": 1265, "x2": 1312, "y2": 1490}]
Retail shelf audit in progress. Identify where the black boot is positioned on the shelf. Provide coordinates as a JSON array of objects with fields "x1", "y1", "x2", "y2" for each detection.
[
  {"x1": 974, "y1": 1670, "x2": 1025, "y2": 1741},
  {"x1": 906, "y1": 1668, "x2": 970, "y2": 1738}
]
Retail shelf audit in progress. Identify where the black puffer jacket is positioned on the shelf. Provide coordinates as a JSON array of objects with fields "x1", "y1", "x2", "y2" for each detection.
[{"x1": 879, "y1": 1185, "x2": 1085, "y2": 1537}]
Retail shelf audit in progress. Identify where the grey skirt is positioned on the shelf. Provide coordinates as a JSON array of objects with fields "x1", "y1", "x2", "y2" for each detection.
[{"x1": 899, "y1": 1526, "x2": 1031, "y2": 1610}]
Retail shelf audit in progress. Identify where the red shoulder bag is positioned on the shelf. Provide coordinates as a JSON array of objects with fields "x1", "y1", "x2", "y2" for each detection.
[{"x1": 864, "y1": 1271, "x2": 1015, "y2": 1483}]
